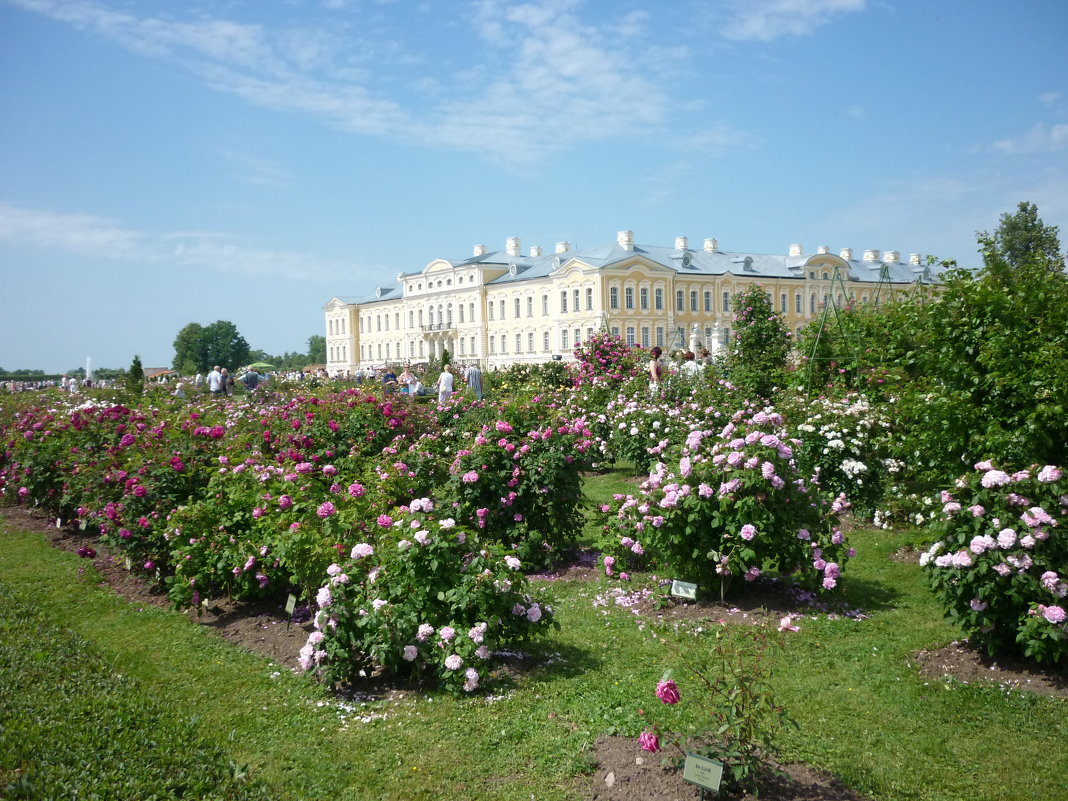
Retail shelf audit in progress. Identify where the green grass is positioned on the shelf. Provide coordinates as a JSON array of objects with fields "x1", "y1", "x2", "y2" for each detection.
[{"x1": 2, "y1": 500, "x2": 1066, "y2": 801}]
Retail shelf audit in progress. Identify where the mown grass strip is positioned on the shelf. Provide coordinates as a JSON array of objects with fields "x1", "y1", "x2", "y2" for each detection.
[{"x1": 2, "y1": 514, "x2": 1067, "y2": 801}]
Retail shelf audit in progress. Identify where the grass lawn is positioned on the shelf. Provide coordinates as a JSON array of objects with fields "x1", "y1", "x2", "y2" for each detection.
[{"x1": 1, "y1": 479, "x2": 1066, "y2": 800}]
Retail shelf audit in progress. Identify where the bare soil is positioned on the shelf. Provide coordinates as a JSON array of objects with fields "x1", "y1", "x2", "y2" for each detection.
[{"x1": 4, "y1": 505, "x2": 1065, "y2": 800}]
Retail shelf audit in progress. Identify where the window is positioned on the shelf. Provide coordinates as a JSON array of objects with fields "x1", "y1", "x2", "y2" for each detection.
[
  {"x1": 573, "y1": 289, "x2": 580, "y2": 312},
  {"x1": 446, "y1": 305, "x2": 452, "y2": 326},
  {"x1": 395, "y1": 312, "x2": 400, "y2": 329},
  {"x1": 377, "y1": 343, "x2": 382, "y2": 358},
  {"x1": 469, "y1": 337, "x2": 475, "y2": 355},
  {"x1": 609, "y1": 287, "x2": 619, "y2": 309},
  {"x1": 586, "y1": 287, "x2": 593, "y2": 310},
  {"x1": 690, "y1": 291, "x2": 698, "y2": 312},
  {"x1": 641, "y1": 326, "x2": 650, "y2": 347},
  {"x1": 587, "y1": 327, "x2": 593, "y2": 341},
  {"x1": 542, "y1": 294, "x2": 549, "y2": 315},
  {"x1": 626, "y1": 326, "x2": 636, "y2": 346},
  {"x1": 561, "y1": 329, "x2": 569, "y2": 349},
  {"x1": 459, "y1": 339, "x2": 465, "y2": 355},
  {"x1": 499, "y1": 299, "x2": 505, "y2": 319},
  {"x1": 822, "y1": 271, "x2": 829, "y2": 280},
  {"x1": 704, "y1": 291, "x2": 712, "y2": 312},
  {"x1": 676, "y1": 290, "x2": 685, "y2": 311},
  {"x1": 514, "y1": 298, "x2": 521, "y2": 318},
  {"x1": 359, "y1": 318, "x2": 363, "y2": 333},
  {"x1": 515, "y1": 333, "x2": 522, "y2": 353},
  {"x1": 360, "y1": 344, "x2": 365, "y2": 360},
  {"x1": 386, "y1": 343, "x2": 390, "y2": 358},
  {"x1": 527, "y1": 297, "x2": 533, "y2": 317},
  {"x1": 654, "y1": 287, "x2": 664, "y2": 310},
  {"x1": 329, "y1": 320, "x2": 334, "y2": 335},
  {"x1": 795, "y1": 293, "x2": 802, "y2": 313},
  {"x1": 722, "y1": 292, "x2": 730, "y2": 312},
  {"x1": 810, "y1": 293, "x2": 816, "y2": 313},
  {"x1": 489, "y1": 336, "x2": 496, "y2": 354},
  {"x1": 384, "y1": 315, "x2": 389, "y2": 331},
  {"x1": 469, "y1": 303, "x2": 474, "y2": 322},
  {"x1": 625, "y1": 287, "x2": 634, "y2": 309},
  {"x1": 488, "y1": 303, "x2": 494, "y2": 321},
  {"x1": 408, "y1": 311, "x2": 414, "y2": 328},
  {"x1": 528, "y1": 332, "x2": 534, "y2": 352},
  {"x1": 573, "y1": 328, "x2": 581, "y2": 347},
  {"x1": 640, "y1": 287, "x2": 649, "y2": 310},
  {"x1": 560, "y1": 291, "x2": 568, "y2": 313},
  {"x1": 543, "y1": 331, "x2": 550, "y2": 351},
  {"x1": 656, "y1": 326, "x2": 664, "y2": 347},
  {"x1": 780, "y1": 293, "x2": 787, "y2": 313},
  {"x1": 610, "y1": 326, "x2": 619, "y2": 337},
  {"x1": 418, "y1": 309, "x2": 424, "y2": 327},
  {"x1": 459, "y1": 305, "x2": 464, "y2": 323},
  {"x1": 418, "y1": 341, "x2": 424, "y2": 357},
  {"x1": 376, "y1": 315, "x2": 381, "y2": 331}
]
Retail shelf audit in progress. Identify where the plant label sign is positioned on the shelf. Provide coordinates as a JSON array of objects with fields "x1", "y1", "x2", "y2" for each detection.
[
  {"x1": 683, "y1": 753, "x2": 723, "y2": 792},
  {"x1": 285, "y1": 594, "x2": 298, "y2": 616},
  {"x1": 671, "y1": 580, "x2": 698, "y2": 600}
]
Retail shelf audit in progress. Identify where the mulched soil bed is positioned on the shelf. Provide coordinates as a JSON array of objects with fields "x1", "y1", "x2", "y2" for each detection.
[{"x1": 3, "y1": 504, "x2": 1065, "y2": 800}]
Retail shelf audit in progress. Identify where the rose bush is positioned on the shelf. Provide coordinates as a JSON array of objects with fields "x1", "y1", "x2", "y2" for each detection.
[
  {"x1": 921, "y1": 461, "x2": 1067, "y2": 664},
  {"x1": 298, "y1": 501, "x2": 556, "y2": 693}
]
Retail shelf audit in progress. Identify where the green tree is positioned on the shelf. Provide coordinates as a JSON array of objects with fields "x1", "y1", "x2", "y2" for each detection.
[
  {"x1": 172, "y1": 321, "x2": 251, "y2": 373},
  {"x1": 722, "y1": 284, "x2": 790, "y2": 401},
  {"x1": 126, "y1": 354, "x2": 145, "y2": 395},
  {"x1": 886, "y1": 203, "x2": 1068, "y2": 487},
  {"x1": 307, "y1": 335, "x2": 326, "y2": 364},
  {"x1": 172, "y1": 322, "x2": 208, "y2": 374},
  {"x1": 202, "y1": 320, "x2": 251, "y2": 371},
  {"x1": 980, "y1": 200, "x2": 1065, "y2": 273}
]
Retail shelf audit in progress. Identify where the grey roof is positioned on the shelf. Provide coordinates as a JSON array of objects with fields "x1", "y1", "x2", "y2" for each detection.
[{"x1": 343, "y1": 239, "x2": 949, "y2": 303}]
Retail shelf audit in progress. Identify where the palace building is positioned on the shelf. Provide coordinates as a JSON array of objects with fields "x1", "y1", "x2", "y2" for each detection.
[{"x1": 323, "y1": 230, "x2": 942, "y2": 375}]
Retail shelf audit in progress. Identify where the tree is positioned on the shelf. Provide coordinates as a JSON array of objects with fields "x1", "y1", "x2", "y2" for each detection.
[
  {"x1": 172, "y1": 320, "x2": 251, "y2": 374},
  {"x1": 126, "y1": 354, "x2": 145, "y2": 395},
  {"x1": 884, "y1": 202, "x2": 1068, "y2": 487},
  {"x1": 202, "y1": 320, "x2": 251, "y2": 371},
  {"x1": 173, "y1": 322, "x2": 208, "y2": 374},
  {"x1": 307, "y1": 335, "x2": 326, "y2": 364},
  {"x1": 722, "y1": 284, "x2": 790, "y2": 400},
  {"x1": 980, "y1": 201, "x2": 1065, "y2": 273}
]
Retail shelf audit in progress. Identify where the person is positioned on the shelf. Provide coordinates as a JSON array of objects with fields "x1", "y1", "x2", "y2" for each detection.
[
  {"x1": 207, "y1": 365, "x2": 223, "y2": 396},
  {"x1": 173, "y1": 382, "x2": 187, "y2": 398},
  {"x1": 679, "y1": 351, "x2": 702, "y2": 378},
  {"x1": 465, "y1": 363, "x2": 483, "y2": 400},
  {"x1": 648, "y1": 346, "x2": 664, "y2": 391},
  {"x1": 436, "y1": 363, "x2": 454, "y2": 404},
  {"x1": 398, "y1": 364, "x2": 418, "y2": 397},
  {"x1": 382, "y1": 366, "x2": 397, "y2": 394},
  {"x1": 194, "y1": 372, "x2": 204, "y2": 390},
  {"x1": 221, "y1": 368, "x2": 234, "y2": 397},
  {"x1": 241, "y1": 368, "x2": 261, "y2": 392}
]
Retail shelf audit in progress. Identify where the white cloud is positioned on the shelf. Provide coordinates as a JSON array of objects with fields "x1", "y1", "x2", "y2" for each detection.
[
  {"x1": 994, "y1": 123, "x2": 1068, "y2": 155},
  {"x1": 718, "y1": 0, "x2": 866, "y2": 42},
  {"x1": 0, "y1": 202, "x2": 354, "y2": 281},
  {"x1": 7, "y1": 0, "x2": 694, "y2": 166}
]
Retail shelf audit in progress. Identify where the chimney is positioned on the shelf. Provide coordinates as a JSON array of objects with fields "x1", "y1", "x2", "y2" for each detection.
[
  {"x1": 863, "y1": 249, "x2": 881, "y2": 262},
  {"x1": 473, "y1": 244, "x2": 488, "y2": 256},
  {"x1": 555, "y1": 241, "x2": 571, "y2": 254},
  {"x1": 617, "y1": 230, "x2": 634, "y2": 250},
  {"x1": 674, "y1": 235, "x2": 688, "y2": 251},
  {"x1": 529, "y1": 245, "x2": 542, "y2": 257},
  {"x1": 883, "y1": 250, "x2": 900, "y2": 263},
  {"x1": 789, "y1": 243, "x2": 803, "y2": 257},
  {"x1": 506, "y1": 237, "x2": 521, "y2": 257},
  {"x1": 909, "y1": 252, "x2": 922, "y2": 265},
  {"x1": 817, "y1": 245, "x2": 830, "y2": 255},
  {"x1": 704, "y1": 237, "x2": 718, "y2": 253},
  {"x1": 840, "y1": 247, "x2": 853, "y2": 261}
]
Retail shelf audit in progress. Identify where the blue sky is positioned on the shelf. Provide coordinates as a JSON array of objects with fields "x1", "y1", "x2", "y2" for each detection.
[{"x1": 1, "y1": 0, "x2": 1066, "y2": 373}]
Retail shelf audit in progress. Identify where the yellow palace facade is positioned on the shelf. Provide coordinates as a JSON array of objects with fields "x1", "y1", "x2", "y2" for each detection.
[{"x1": 323, "y1": 230, "x2": 941, "y2": 374}]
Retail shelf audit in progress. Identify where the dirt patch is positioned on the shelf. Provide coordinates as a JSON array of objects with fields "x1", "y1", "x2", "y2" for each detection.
[
  {"x1": 0, "y1": 505, "x2": 314, "y2": 668},
  {"x1": 913, "y1": 640, "x2": 1068, "y2": 698},
  {"x1": 588, "y1": 735, "x2": 870, "y2": 801}
]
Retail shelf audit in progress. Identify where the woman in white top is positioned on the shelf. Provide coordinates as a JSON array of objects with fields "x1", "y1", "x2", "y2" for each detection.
[{"x1": 436, "y1": 364, "x2": 454, "y2": 403}]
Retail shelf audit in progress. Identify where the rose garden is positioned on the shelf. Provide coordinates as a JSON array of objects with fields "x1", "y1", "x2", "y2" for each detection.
[{"x1": 1, "y1": 206, "x2": 1066, "y2": 800}]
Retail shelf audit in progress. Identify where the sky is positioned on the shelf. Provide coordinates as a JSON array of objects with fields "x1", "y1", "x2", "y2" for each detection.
[{"x1": 1, "y1": 0, "x2": 1066, "y2": 374}]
